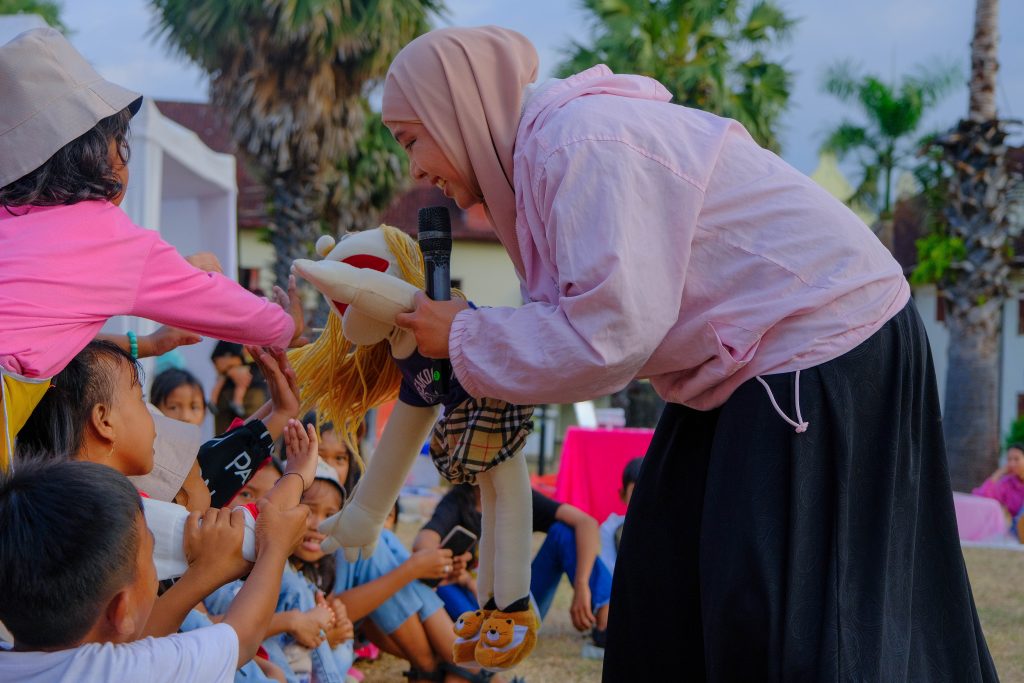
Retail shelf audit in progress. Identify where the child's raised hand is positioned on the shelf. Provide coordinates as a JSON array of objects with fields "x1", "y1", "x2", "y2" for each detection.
[
  {"x1": 283, "y1": 419, "x2": 319, "y2": 488},
  {"x1": 183, "y1": 508, "x2": 252, "y2": 586},
  {"x1": 254, "y1": 497, "x2": 310, "y2": 558},
  {"x1": 139, "y1": 325, "x2": 202, "y2": 358},
  {"x1": 274, "y1": 275, "x2": 309, "y2": 348},
  {"x1": 185, "y1": 251, "x2": 224, "y2": 274},
  {"x1": 247, "y1": 346, "x2": 300, "y2": 418}
]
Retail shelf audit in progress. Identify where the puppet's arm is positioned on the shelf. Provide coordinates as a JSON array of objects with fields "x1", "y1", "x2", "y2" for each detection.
[{"x1": 319, "y1": 400, "x2": 439, "y2": 561}]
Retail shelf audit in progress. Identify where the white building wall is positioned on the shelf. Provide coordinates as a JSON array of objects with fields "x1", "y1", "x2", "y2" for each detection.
[{"x1": 451, "y1": 241, "x2": 522, "y2": 307}]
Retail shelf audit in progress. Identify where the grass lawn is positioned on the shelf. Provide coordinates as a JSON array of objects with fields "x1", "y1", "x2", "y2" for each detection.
[{"x1": 355, "y1": 527, "x2": 1019, "y2": 681}]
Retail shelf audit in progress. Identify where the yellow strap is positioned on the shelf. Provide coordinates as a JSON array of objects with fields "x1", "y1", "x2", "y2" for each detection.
[{"x1": 1, "y1": 372, "x2": 52, "y2": 472}]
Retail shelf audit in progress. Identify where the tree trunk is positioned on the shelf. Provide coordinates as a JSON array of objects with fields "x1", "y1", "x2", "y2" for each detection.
[
  {"x1": 268, "y1": 171, "x2": 329, "y2": 328},
  {"x1": 969, "y1": 0, "x2": 999, "y2": 121},
  {"x1": 943, "y1": 302, "x2": 1002, "y2": 490}
]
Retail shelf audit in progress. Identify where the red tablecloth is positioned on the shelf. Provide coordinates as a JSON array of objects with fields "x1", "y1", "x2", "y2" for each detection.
[
  {"x1": 554, "y1": 426, "x2": 654, "y2": 523},
  {"x1": 953, "y1": 492, "x2": 1009, "y2": 542}
]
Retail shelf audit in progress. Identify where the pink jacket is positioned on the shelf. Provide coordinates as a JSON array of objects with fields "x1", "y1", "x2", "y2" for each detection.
[
  {"x1": 972, "y1": 475, "x2": 1024, "y2": 517},
  {"x1": 0, "y1": 201, "x2": 294, "y2": 378},
  {"x1": 449, "y1": 66, "x2": 909, "y2": 409}
]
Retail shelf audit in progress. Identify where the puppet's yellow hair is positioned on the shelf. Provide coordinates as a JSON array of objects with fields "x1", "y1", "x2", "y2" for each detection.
[{"x1": 287, "y1": 225, "x2": 432, "y2": 468}]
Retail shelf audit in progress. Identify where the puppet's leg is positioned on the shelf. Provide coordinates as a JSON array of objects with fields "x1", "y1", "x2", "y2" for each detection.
[
  {"x1": 452, "y1": 473, "x2": 499, "y2": 666},
  {"x1": 319, "y1": 401, "x2": 439, "y2": 561},
  {"x1": 475, "y1": 455, "x2": 538, "y2": 672}
]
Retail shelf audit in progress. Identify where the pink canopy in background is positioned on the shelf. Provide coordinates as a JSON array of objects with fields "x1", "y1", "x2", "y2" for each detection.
[{"x1": 554, "y1": 426, "x2": 654, "y2": 523}]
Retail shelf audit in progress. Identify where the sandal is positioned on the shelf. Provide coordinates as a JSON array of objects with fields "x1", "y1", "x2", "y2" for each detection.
[{"x1": 401, "y1": 668, "x2": 444, "y2": 682}]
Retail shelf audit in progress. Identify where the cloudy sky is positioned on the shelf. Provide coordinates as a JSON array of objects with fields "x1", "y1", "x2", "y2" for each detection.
[{"x1": 48, "y1": 0, "x2": 1024, "y2": 174}]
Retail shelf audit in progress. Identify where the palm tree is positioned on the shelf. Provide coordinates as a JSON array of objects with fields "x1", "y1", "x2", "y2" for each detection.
[
  {"x1": 0, "y1": 0, "x2": 67, "y2": 31},
  {"x1": 557, "y1": 0, "x2": 796, "y2": 151},
  {"x1": 150, "y1": 0, "x2": 440, "y2": 313},
  {"x1": 820, "y1": 62, "x2": 958, "y2": 219},
  {"x1": 934, "y1": 0, "x2": 1023, "y2": 490}
]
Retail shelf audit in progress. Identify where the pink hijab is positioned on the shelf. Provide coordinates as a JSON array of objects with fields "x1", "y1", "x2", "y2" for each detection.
[{"x1": 382, "y1": 26, "x2": 539, "y2": 279}]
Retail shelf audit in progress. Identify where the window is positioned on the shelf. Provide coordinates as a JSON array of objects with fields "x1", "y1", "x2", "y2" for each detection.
[
  {"x1": 1018, "y1": 393, "x2": 1024, "y2": 418},
  {"x1": 1018, "y1": 299, "x2": 1024, "y2": 335},
  {"x1": 936, "y1": 294, "x2": 946, "y2": 323}
]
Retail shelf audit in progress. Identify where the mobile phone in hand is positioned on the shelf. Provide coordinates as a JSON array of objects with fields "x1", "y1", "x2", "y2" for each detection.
[{"x1": 421, "y1": 525, "x2": 478, "y2": 587}]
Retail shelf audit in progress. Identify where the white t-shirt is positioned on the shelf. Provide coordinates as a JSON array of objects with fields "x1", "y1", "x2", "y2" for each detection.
[{"x1": 0, "y1": 622, "x2": 239, "y2": 683}]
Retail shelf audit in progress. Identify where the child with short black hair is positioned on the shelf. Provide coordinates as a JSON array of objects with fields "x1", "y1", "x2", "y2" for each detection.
[
  {"x1": 0, "y1": 28, "x2": 303, "y2": 470},
  {"x1": 599, "y1": 456, "x2": 643, "y2": 574},
  {"x1": 151, "y1": 368, "x2": 207, "y2": 427},
  {"x1": 0, "y1": 459, "x2": 310, "y2": 682}
]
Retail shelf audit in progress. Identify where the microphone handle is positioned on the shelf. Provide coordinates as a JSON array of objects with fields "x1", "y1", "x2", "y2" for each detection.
[{"x1": 423, "y1": 258, "x2": 452, "y2": 395}]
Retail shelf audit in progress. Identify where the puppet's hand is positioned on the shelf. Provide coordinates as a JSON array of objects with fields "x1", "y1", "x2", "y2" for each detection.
[{"x1": 318, "y1": 499, "x2": 385, "y2": 562}]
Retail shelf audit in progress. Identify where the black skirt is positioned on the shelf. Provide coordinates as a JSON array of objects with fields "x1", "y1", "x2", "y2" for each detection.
[{"x1": 603, "y1": 302, "x2": 998, "y2": 682}]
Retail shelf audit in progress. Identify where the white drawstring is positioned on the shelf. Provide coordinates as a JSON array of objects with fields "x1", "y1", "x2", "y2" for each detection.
[{"x1": 755, "y1": 370, "x2": 809, "y2": 434}]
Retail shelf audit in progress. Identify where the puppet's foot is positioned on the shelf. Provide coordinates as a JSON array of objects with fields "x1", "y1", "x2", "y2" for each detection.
[
  {"x1": 474, "y1": 601, "x2": 539, "y2": 672},
  {"x1": 452, "y1": 608, "x2": 490, "y2": 666}
]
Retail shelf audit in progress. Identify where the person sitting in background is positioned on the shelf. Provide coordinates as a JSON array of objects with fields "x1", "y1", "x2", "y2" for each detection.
[
  {"x1": 973, "y1": 443, "x2": 1024, "y2": 537},
  {"x1": 0, "y1": 459, "x2": 310, "y2": 683},
  {"x1": 599, "y1": 457, "x2": 643, "y2": 575},
  {"x1": 151, "y1": 368, "x2": 207, "y2": 427},
  {"x1": 415, "y1": 484, "x2": 612, "y2": 645},
  {"x1": 211, "y1": 342, "x2": 268, "y2": 433}
]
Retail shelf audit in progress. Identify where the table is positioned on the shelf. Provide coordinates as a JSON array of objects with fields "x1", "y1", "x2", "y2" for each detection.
[
  {"x1": 953, "y1": 492, "x2": 1009, "y2": 542},
  {"x1": 554, "y1": 426, "x2": 654, "y2": 523}
]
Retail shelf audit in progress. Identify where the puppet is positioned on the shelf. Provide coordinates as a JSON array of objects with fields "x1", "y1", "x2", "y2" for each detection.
[{"x1": 289, "y1": 226, "x2": 538, "y2": 671}]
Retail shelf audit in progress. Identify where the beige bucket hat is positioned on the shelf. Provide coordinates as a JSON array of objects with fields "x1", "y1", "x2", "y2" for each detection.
[
  {"x1": 0, "y1": 27, "x2": 142, "y2": 188},
  {"x1": 129, "y1": 404, "x2": 203, "y2": 503}
]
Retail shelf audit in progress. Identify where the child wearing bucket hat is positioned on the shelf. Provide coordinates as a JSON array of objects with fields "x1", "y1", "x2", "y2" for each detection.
[{"x1": 0, "y1": 28, "x2": 305, "y2": 472}]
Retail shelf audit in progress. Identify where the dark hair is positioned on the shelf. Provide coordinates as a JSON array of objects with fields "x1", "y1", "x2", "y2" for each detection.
[
  {"x1": 16, "y1": 341, "x2": 141, "y2": 463},
  {"x1": 0, "y1": 460, "x2": 142, "y2": 648},
  {"x1": 301, "y1": 412, "x2": 362, "y2": 494},
  {"x1": 150, "y1": 368, "x2": 204, "y2": 408},
  {"x1": 622, "y1": 457, "x2": 643, "y2": 490},
  {"x1": 1008, "y1": 443, "x2": 1024, "y2": 455},
  {"x1": 211, "y1": 341, "x2": 244, "y2": 361},
  {"x1": 0, "y1": 108, "x2": 133, "y2": 210},
  {"x1": 390, "y1": 496, "x2": 401, "y2": 525}
]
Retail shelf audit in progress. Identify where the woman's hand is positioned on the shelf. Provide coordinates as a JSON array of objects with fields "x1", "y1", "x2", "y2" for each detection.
[
  {"x1": 394, "y1": 291, "x2": 469, "y2": 359},
  {"x1": 990, "y1": 465, "x2": 1010, "y2": 481}
]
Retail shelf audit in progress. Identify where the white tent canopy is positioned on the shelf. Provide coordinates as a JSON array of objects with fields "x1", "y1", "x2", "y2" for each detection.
[{"x1": 110, "y1": 99, "x2": 239, "y2": 436}]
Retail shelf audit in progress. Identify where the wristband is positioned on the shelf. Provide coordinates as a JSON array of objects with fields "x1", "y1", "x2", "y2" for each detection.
[
  {"x1": 281, "y1": 470, "x2": 308, "y2": 491},
  {"x1": 126, "y1": 330, "x2": 139, "y2": 359}
]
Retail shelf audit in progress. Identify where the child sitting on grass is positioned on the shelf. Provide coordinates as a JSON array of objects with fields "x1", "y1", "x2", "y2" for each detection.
[
  {"x1": 599, "y1": 457, "x2": 643, "y2": 574},
  {"x1": 973, "y1": 443, "x2": 1024, "y2": 538},
  {"x1": 0, "y1": 459, "x2": 310, "y2": 683}
]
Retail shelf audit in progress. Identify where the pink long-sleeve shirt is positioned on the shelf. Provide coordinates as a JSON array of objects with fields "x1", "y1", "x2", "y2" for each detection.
[
  {"x1": 449, "y1": 66, "x2": 910, "y2": 409},
  {"x1": 0, "y1": 201, "x2": 294, "y2": 378},
  {"x1": 972, "y1": 475, "x2": 1024, "y2": 517}
]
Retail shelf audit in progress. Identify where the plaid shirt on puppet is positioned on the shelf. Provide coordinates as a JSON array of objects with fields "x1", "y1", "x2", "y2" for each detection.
[{"x1": 430, "y1": 398, "x2": 534, "y2": 483}]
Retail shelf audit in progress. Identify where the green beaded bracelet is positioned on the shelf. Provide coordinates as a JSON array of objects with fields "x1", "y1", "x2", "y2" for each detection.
[{"x1": 126, "y1": 330, "x2": 138, "y2": 359}]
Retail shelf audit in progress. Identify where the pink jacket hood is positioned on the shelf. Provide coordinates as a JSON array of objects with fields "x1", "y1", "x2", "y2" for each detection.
[{"x1": 519, "y1": 65, "x2": 673, "y2": 142}]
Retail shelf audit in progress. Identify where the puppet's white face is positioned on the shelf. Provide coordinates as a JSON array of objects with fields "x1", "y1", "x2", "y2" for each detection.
[
  {"x1": 316, "y1": 230, "x2": 401, "y2": 325},
  {"x1": 295, "y1": 229, "x2": 419, "y2": 358}
]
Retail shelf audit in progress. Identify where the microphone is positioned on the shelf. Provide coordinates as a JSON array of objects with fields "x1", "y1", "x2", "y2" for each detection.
[{"x1": 417, "y1": 206, "x2": 453, "y2": 395}]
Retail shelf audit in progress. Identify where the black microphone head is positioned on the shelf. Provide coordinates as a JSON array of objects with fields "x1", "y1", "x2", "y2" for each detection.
[{"x1": 418, "y1": 206, "x2": 452, "y2": 255}]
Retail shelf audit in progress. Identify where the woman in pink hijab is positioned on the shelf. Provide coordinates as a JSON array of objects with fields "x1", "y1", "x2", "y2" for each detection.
[{"x1": 384, "y1": 26, "x2": 996, "y2": 683}]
